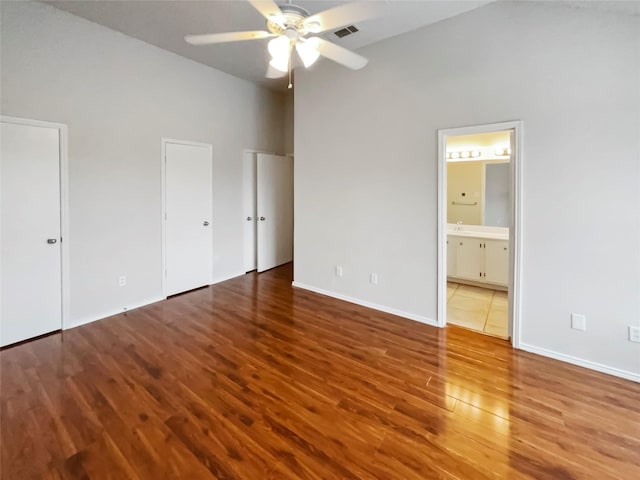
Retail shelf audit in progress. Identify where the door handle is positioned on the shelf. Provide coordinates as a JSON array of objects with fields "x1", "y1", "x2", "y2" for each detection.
[
  {"x1": 259, "y1": 217, "x2": 266, "y2": 221},
  {"x1": 246, "y1": 216, "x2": 253, "y2": 221},
  {"x1": 47, "y1": 238, "x2": 57, "y2": 244},
  {"x1": 203, "y1": 221, "x2": 210, "y2": 226}
]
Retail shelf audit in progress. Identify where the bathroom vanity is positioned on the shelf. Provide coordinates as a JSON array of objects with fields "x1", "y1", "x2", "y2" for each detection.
[{"x1": 447, "y1": 224, "x2": 509, "y2": 288}]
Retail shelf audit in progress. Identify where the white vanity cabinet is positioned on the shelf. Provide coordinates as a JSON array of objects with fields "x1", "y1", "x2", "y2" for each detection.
[
  {"x1": 454, "y1": 237, "x2": 484, "y2": 281},
  {"x1": 447, "y1": 238, "x2": 456, "y2": 277},
  {"x1": 484, "y1": 239, "x2": 509, "y2": 285},
  {"x1": 448, "y1": 234, "x2": 508, "y2": 286}
]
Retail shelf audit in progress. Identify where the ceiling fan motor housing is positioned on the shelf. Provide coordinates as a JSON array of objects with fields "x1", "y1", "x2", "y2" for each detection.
[{"x1": 267, "y1": 3, "x2": 313, "y2": 36}]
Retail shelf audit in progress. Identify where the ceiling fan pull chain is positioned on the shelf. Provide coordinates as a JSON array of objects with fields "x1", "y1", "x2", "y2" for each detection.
[{"x1": 288, "y1": 43, "x2": 293, "y2": 89}]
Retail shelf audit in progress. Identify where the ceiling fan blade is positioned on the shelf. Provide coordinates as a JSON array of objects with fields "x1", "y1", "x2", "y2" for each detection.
[
  {"x1": 315, "y1": 38, "x2": 368, "y2": 70},
  {"x1": 185, "y1": 30, "x2": 273, "y2": 45},
  {"x1": 304, "y1": 2, "x2": 384, "y2": 34},
  {"x1": 248, "y1": 0, "x2": 283, "y2": 22},
  {"x1": 266, "y1": 64, "x2": 287, "y2": 79}
]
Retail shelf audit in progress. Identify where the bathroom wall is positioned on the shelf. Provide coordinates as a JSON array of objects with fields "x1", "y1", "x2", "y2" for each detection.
[{"x1": 447, "y1": 162, "x2": 484, "y2": 225}]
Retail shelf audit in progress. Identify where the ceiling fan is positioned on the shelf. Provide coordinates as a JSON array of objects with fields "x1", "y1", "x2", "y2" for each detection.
[{"x1": 184, "y1": 0, "x2": 381, "y2": 88}]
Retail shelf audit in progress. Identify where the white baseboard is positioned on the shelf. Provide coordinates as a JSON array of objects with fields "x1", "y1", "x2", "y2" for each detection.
[
  {"x1": 519, "y1": 343, "x2": 640, "y2": 383},
  {"x1": 65, "y1": 272, "x2": 247, "y2": 332},
  {"x1": 64, "y1": 296, "x2": 164, "y2": 330},
  {"x1": 291, "y1": 281, "x2": 437, "y2": 327},
  {"x1": 210, "y1": 271, "x2": 246, "y2": 286}
]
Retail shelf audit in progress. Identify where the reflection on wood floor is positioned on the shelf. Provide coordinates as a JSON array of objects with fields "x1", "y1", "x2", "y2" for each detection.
[{"x1": 2, "y1": 263, "x2": 639, "y2": 479}]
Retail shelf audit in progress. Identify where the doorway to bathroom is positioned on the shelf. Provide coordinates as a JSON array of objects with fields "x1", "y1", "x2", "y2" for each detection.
[{"x1": 437, "y1": 121, "x2": 522, "y2": 347}]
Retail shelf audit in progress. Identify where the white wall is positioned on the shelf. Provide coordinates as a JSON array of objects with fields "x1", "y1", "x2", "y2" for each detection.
[
  {"x1": 283, "y1": 90, "x2": 295, "y2": 155},
  {"x1": 1, "y1": 1, "x2": 286, "y2": 327},
  {"x1": 295, "y1": 2, "x2": 640, "y2": 377}
]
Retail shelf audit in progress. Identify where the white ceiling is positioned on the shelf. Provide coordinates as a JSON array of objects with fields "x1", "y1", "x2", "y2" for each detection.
[
  {"x1": 45, "y1": 0, "x2": 640, "y2": 91},
  {"x1": 559, "y1": 0, "x2": 640, "y2": 16},
  {"x1": 46, "y1": 0, "x2": 493, "y2": 90}
]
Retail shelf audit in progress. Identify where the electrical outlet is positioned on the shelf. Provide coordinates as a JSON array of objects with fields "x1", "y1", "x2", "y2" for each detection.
[
  {"x1": 370, "y1": 273, "x2": 378, "y2": 285},
  {"x1": 335, "y1": 265, "x2": 343, "y2": 277},
  {"x1": 629, "y1": 326, "x2": 640, "y2": 343},
  {"x1": 118, "y1": 275, "x2": 127, "y2": 287},
  {"x1": 571, "y1": 313, "x2": 586, "y2": 331}
]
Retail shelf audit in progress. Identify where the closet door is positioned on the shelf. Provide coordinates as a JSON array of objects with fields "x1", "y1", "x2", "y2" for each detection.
[
  {"x1": 243, "y1": 152, "x2": 257, "y2": 272},
  {"x1": 164, "y1": 141, "x2": 213, "y2": 296},
  {"x1": 256, "y1": 154, "x2": 293, "y2": 272},
  {"x1": 1, "y1": 121, "x2": 62, "y2": 346}
]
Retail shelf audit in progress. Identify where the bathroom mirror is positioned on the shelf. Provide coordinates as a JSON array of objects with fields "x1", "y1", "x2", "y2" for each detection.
[
  {"x1": 446, "y1": 130, "x2": 512, "y2": 227},
  {"x1": 447, "y1": 160, "x2": 510, "y2": 227}
]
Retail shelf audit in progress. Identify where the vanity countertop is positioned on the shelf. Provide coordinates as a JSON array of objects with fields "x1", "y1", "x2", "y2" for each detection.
[{"x1": 447, "y1": 224, "x2": 509, "y2": 241}]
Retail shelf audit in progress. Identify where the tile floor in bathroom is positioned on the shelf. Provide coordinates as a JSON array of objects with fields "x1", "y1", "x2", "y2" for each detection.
[{"x1": 447, "y1": 281, "x2": 508, "y2": 338}]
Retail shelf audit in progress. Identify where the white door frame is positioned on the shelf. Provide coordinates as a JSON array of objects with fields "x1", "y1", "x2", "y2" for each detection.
[
  {"x1": 1, "y1": 115, "x2": 70, "y2": 330},
  {"x1": 160, "y1": 138, "x2": 213, "y2": 298},
  {"x1": 437, "y1": 120, "x2": 523, "y2": 348}
]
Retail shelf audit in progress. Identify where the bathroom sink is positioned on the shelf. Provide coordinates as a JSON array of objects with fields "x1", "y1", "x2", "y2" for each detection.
[{"x1": 447, "y1": 224, "x2": 509, "y2": 240}]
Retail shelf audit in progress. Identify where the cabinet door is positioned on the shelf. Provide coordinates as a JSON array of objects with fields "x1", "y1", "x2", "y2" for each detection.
[
  {"x1": 485, "y1": 239, "x2": 509, "y2": 285},
  {"x1": 447, "y1": 236, "x2": 457, "y2": 277},
  {"x1": 455, "y1": 238, "x2": 484, "y2": 281}
]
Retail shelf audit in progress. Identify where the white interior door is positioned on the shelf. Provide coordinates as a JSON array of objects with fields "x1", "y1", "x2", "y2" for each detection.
[
  {"x1": 164, "y1": 141, "x2": 213, "y2": 296},
  {"x1": 256, "y1": 154, "x2": 293, "y2": 272},
  {"x1": 243, "y1": 152, "x2": 257, "y2": 272},
  {"x1": 1, "y1": 121, "x2": 62, "y2": 346}
]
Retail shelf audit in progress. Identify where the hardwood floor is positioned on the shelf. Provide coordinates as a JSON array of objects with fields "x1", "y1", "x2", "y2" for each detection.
[{"x1": 2, "y1": 264, "x2": 639, "y2": 479}]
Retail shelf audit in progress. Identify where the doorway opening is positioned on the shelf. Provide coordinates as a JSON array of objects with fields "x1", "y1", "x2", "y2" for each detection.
[{"x1": 437, "y1": 122, "x2": 522, "y2": 347}]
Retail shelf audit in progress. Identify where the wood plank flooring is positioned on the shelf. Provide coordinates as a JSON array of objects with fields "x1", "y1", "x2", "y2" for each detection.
[{"x1": 2, "y1": 263, "x2": 639, "y2": 479}]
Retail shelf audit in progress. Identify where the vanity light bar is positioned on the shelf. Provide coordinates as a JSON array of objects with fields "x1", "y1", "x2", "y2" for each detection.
[
  {"x1": 494, "y1": 147, "x2": 512, "y2": 156},
  {"x1": 447, "y1": 150, "x2": 481, "y2": 160}
]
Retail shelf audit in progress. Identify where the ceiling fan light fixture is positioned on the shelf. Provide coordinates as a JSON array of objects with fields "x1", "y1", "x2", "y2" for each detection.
[
  {"x1": 268, "y1": 35, "x2": 290, "y2": 59},
  {"x1": 269, "y1": 55, "x2": 289, "y2": 73},
  {"x1": 296, "y1": 38, "x2": 320, "y2": 68}
]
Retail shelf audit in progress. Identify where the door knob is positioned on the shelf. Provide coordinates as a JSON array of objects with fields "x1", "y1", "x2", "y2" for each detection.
[
  {"x1": 203, "y1": 221, "x2": 210, "y2": 226},
  {"x1": 246, "y1": 216, "x2": 253, "y2": 221},
  {"x1": 259, "y1": 216, "x2": 266, "y2": 221},
  {"x1": 47, "y1": 238, "x2": 57, "y2": 244}
]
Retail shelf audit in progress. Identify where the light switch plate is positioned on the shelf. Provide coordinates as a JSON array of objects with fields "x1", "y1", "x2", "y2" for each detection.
[
  {"x1": 629, "y1": 326, "x2": 640, "y2": 343},
  {"x1": 571, "y1": 313, "x2": 586, "y2": 331}
]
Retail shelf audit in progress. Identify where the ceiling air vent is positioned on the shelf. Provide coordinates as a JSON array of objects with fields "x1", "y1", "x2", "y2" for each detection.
[{"x1": 334, "y1": 25, "x2": 359, "y2": 39}]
